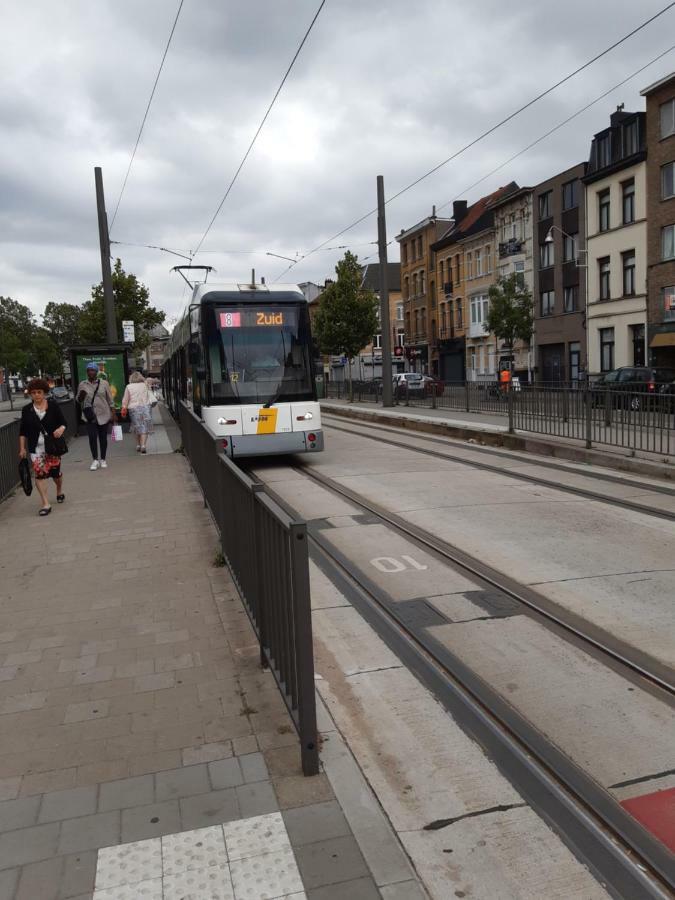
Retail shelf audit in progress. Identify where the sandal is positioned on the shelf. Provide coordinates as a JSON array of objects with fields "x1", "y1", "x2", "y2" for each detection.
[
  {"x1": 38, "y1": 507, "x2": 52, "y2": 517},
  {"x1": 57, "y1": 494, "x2": 65, "y2": 504}
]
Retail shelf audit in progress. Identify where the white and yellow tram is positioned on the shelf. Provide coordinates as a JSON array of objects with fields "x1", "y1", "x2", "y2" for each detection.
[{"x1": 162, "y1": 279, "x2": 323, "y2": 457}]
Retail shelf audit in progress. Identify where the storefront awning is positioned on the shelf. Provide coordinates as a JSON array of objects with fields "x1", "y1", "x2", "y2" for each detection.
[{"x1": 649, "y1": 333, "x2": 675, "y2": 348}]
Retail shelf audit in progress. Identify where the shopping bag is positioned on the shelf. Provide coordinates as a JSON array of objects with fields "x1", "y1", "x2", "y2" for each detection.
[{"x1": 111, "y1": 424, "x2": 123, "y2": 442}]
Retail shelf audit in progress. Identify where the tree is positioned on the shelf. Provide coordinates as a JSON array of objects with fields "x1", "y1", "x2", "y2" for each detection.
[
  {"x1": 28, "y1": 329, "x2": 61, "y2": 376},
  {"x1": 43, "y1": 302, "x2": 82, "y2": 359},
  {"x1": 485, "y1": 274, "x2": 533, "y2": 368},
  {"x1": 312, "y1": 252, "x2": 379, "y2": 399},
  {"x1": 78, "y1": 259, "x2": 165, "y2": 350},
  {"x1": 0, "y1": 296, "x2": 36, "y2": 373}
]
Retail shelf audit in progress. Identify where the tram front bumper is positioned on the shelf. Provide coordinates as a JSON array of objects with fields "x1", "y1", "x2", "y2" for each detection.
[{"x1": 222, "y1": 429, "x2": 324, "y2": 458}]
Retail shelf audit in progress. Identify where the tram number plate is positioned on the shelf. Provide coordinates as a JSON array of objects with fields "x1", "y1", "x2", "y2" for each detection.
[{"x1": 220, "y1": 312, "x2": 242, "y2": 328}]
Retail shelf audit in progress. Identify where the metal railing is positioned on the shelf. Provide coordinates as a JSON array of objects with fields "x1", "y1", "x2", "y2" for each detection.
[
  {"x1": 178, "y1": 402, "x2": 319, "y2": 775},
  {"x1": 0, "y1": 399, "x2": 78, "y2": 505},
  {"x1": 324, "y1": 380, "x2": 675, "y2": 457}
]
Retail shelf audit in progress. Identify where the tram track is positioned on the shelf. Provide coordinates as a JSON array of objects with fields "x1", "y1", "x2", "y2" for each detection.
[
  {"x1": 321, "y1": 412, "x2": 675, "y2": 524},
  {"x1": 245, "y1": 455, "x2": 675, "y2": 899}
]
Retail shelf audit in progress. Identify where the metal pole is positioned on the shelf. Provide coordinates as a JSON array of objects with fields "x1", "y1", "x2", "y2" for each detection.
[
  {"x1": 95, "y1": 167, "x2": 117, "y2": 344},
  {"x1": 377, "y1": 176, "x2": 393, "y2": 407}
]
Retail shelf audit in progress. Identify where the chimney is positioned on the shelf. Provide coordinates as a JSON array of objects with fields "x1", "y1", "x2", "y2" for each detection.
[
  {"x1": 452, "y1": 200, "x2": 468, "y2": 222},
  {"x1": 431, "y1": 205, "x2": 436, "y2": 218}
]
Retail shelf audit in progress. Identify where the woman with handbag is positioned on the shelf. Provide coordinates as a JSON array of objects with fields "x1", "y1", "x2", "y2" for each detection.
[
  {"x1": 121, "y1": 371, "x2": 155, "y2": 454},
  {"x1": 77, "y1": 362, "x2": 116, "y2": 470},
  {"x1": 18, "y1": 378, "x2": 67, "y2": 516}
]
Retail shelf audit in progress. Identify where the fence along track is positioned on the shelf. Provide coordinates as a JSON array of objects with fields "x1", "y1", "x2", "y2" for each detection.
[
  {"x1": 259, "y1": 462, "x2": 675, "y2": 899},
  {"x1": 178, "y1": 402, "x2": 319, "y2": 775}
]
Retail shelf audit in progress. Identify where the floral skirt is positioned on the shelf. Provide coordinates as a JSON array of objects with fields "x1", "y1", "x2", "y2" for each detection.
[
  {"x1": 129, "y1": 405, "x2": 154, "y2": 434},
  {"x1": 31, "y1": 454, "x2": 61, "y2": 480}
]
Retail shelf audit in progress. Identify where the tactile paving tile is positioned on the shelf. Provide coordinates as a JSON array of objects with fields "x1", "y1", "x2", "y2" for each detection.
[
  {"x1": 229, "y1": 846, "x2": 304, "y2": 900},
  {"x1": 162, "y1": 825, "x2": 228, "y2": 875},
  {"x1": 93, "y1": 876, "x2": 163, "y2": 900},
  {"x1": 224, "y1": 811, "x2": 291, "y2": 861},
  {"x1": 163, "y1": 863, "x2": 235, "y2": 900},
  {"x1": 95, "y1": 837, "x2": 162, "y2": 889}
]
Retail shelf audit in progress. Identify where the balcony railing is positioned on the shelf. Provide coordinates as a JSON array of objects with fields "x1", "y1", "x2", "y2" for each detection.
[
  {"x1": 468, "y1": 321, "x2": 488, "y2": 339},
  {"x1": 499, "y1": 239, "x2": 524, "y2": 258},
  {"x1": 438, "y1": 326, "x2": 455, "y2": 341}
]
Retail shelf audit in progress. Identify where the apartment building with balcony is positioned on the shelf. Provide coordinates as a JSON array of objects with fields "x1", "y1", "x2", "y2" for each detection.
[
  {"x1": 431, "y1": 201, "x2": 468, "y2": 381},
  {"x1": 641, "y1": 72, "x2": 675, "y2": 368},
  {"x1": 397, "y1": 209, "x2": 452, "y2": 374},
  {"x1": 583, "y1": 107, "x2": 647, "y2": 375},
  {"x1": 490, "y1": 186, "x2": 534, "y2": 380},
  {"x1": 431, "y1": 183, "x2": 518, "y2": 382},
  {"x1": 533, "y1": 162, "x2": 587, "y2": 382}
]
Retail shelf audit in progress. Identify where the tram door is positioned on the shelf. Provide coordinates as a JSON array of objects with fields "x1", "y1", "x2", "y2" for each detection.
[{"x1": 189, "y1": 306, "x2": 206, "y2": 418}]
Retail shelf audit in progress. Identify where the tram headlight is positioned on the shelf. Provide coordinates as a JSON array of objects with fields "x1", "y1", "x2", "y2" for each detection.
[{"x1": 296, "y1": 412, "x2": 313, "y2": 421}]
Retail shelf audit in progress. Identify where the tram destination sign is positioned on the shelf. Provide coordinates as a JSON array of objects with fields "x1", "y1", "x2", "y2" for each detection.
[{"x1": 219, "y1": 308, "x2": 298, "y2": 329}]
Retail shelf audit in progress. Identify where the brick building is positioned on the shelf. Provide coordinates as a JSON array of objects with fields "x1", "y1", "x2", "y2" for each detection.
[
  {"x1": 533, "y1": 163, "x2": 587, "y2": 382},
  {"x1": 641, "y1": 73, "x2": 675, "y2": 367}
]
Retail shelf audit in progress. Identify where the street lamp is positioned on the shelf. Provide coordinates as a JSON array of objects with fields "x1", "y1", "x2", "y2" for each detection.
[{"x1": 544, "y1": 225, "x2": 586, "y2": 267}]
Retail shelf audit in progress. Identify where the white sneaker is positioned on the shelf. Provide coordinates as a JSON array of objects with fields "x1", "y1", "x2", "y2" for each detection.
[
  {"x1": 100, "y1": 460, "x2": 108, "y2": 469},
  {"x1": 90, "y1": 460, "x2": 100, "y2": 471}
]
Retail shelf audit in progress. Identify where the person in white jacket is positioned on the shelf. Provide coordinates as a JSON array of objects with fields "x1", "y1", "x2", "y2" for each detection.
[{"x1": 121, "y1": 372, "x2": 154, "y2": 454}]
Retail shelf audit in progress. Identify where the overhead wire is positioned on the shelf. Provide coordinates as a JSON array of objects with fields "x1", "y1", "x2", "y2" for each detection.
[
  {"x1": 109, "y1": 0, "x2": 185, "y2": 233},
  {"x1": 191, "y1": 0, "x2": 327, "y2": 257},
  {"x1": 271, "y1": 1, "x2": 675, "y2": 281}
]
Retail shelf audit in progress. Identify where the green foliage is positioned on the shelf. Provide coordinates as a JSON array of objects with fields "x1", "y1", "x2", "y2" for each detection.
[
  {"x1": 42, "y1": 302, "x2": 82, "y2": 358},
  {"x1": 0, "y1": 296, "x2": 36, "y2": 372},
  {"x1": 485, "y1": 274, "x2": 533, "y2": 354},
  {"x1": 79, "y1": 259, "x2": 165, "y2": 350},
  {"x1": 313, "y1": 252, "x2": 379, "y2": 362},
  {"x1": 27, "y1": 329, "x2": 61, "y2": 375}
]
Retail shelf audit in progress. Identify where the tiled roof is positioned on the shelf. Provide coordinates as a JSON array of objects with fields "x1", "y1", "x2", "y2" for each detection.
[{"x1": 432, "y1": 182, "x2": 519, "y2": 249}]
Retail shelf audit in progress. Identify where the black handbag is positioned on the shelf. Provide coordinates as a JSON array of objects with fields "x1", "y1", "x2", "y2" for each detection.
[
  {"x1": 18, "y1": 458, "x2": 32, "y2": 496},
  {"x1": 82, "y1": 380, "x2": 100, "y2": 423},
  {"x1": 37, "y1": 412, "x2": 68, "y2": 457}
]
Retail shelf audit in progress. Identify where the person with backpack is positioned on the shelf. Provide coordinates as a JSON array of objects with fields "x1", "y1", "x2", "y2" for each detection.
[
  {"x1": 18, "y1": 378, "x2": 67, "y2": 516},
  {"x1": 77, "y1": 362, "x2": 116, "y2": 470}
]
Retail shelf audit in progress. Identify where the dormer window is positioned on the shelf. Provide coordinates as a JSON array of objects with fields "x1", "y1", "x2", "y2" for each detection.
[{"x1": 596, "y1": 135, "x2": 611, "y2": 168}]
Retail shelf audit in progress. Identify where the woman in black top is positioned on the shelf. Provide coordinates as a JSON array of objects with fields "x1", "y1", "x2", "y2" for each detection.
[{"x1": 18, "y1": 378, "x2": 67, "y2": 516}]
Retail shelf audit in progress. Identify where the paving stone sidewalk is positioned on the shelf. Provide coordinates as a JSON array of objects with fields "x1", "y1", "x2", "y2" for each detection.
[{"x1": 0, "y1": 417, "x2": 405, "y2": 899}]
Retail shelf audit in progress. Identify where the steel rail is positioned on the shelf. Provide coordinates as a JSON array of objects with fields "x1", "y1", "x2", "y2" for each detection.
[
  {"x1": 250, "y1": 463, "x2": 675, "y2": 897},
  {"x1": 322, "y1": 413, "x2": 675, "y2": 524}
]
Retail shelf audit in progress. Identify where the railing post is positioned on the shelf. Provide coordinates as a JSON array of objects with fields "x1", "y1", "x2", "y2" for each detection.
[
  {"x1": 251, "y1": 485, "x2": 267, "y2": 670},
  {"x1": 585, "y1": 387, "x2": 593, "y2": 449},
  {"x1": 289, "y1": 522, "x2": 319, "y2": 776},
  {"x1": 431, "y1": 385, "x2": 437, "y2": 409},
  {"x1": 507, "y1": 385, "x2": 515, "y2": 434},
  {"x1": 465, "y1": 381, "x2": 470, "y2": 412},
  {"x1": 405, "y1": 382, "x2": 410, "y2": 406}
]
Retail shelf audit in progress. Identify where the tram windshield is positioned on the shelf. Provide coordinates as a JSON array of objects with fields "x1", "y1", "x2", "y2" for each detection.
[{"x1": 206, "y1": 304, "x2": 315, "y2": 405}]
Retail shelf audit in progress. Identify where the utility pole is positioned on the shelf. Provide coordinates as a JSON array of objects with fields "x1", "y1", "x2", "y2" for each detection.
[
  {"x1": 377, "y1": 176, "x2": 393, "y2": 407},
  {"x1": 95, "y1": 167, "x2": 117, "y2": 343}
]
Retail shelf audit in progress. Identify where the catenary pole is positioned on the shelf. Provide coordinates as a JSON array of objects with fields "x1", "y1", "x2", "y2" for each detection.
[
  {"x1": 377, "y1": 176, "x2": 393, "y2": 407},
  {"x1": 95, "y1": 167, "x2": 117, "y2": 343}
]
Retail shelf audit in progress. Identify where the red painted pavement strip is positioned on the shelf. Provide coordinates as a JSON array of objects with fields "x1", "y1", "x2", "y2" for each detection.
[{"x1": 620, "y1": 786, "x2": 675, "y2": 853}]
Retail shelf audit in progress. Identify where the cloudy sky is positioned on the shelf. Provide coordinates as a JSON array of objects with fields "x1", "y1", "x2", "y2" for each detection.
[{"x1": 2, "y1": 0, "x2": 674, "y2": 326}]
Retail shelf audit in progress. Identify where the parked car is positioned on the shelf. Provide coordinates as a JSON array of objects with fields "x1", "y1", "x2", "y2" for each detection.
[
  {"x1": 393, "y1": 373, "x2": 425, "y2": 397},
  {"x1": 591, "y1": 367, "x2": 675, "y2": 410},
  {"x1": 51, "y1": 386, "x2": 72, "y2": 401}
]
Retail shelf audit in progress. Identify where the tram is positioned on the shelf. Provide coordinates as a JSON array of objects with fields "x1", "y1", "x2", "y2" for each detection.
[{"x1": 162, "y1": 275, "x2": 323, "y2": 458}]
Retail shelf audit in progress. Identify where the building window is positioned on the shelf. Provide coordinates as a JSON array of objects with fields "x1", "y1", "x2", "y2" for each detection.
[
  {"x1": 600, "y1": 327, "x2": 615, "y2": 372},
  {"x1": 466, "y1": 252, "x2": 472, "y2": 279},
  {"x1": 397, "y1": 329, "x2": 405, "y2": 347},
  {"x1": 622, "y1": 119, "x2": 638, "y2": 157},
  {"x1": 662, "y1": 162, "x2": 675, "y2": 200},
  {"x1": 563, "y1": 285, "x2": 578, "y2": 312},
  {"x1": 622, "y1": 251, "x2": 636, "y2": 296},
  {"x1": 663, "y1": 286, "x2": 675, "y2": 322},
  {"x1": 396, "y1": 303, "x2": 403, "y2": 320},
  {"x1": 563, "y1": 233, "x2": 577, "y2": 262},
  {"x1": 599, "y1": 257, "x2": 611, "y2": 300},
  {"x1": 514, "y1": 260, "x2": 525, "y2": 287},
  {"x1": 598, "y1": 189, "x2": 610, "y2": 232},
  {"x1": 621, "y1": 179, "x2": 635, "y2": 225},
  {"x1": 470, "y1": 294, "x2": 489, "y2": 329},
  {"x1": 439, "y1": 260, "x2": 444, "y2": 284},
  {"x1": 631, "y1": 324, "x2": 645, "y2": 367},
  {"x1": 455, "y1": 257, "x2": 460, "y2": 284},
  {"x1": 540, "y1": 290, "x2": 554, "y2": 317},
  {"x1": 539, "y1": 242, "x2": 554, "y2": 268},
  {"x1": 538, "y1": 191, "x2": 552, "y2": 218},
  {"x1": 485, "y1": 246, "x2": 492, "y2": 274},
  {"x1": 661, "y1": 99, "x2": 675, "y2": 138},
  {"x1": 469, "y1": 346, "x2": 476, "y2": 373},
  {"x1": 562, "y1": 180, "x2": 578, "y2": 210},
  {"x1": 373, "y1": 333, "x2": 382, "y2": 350},
  {"x1": 569, "y1": 342, "x2": 581, "y2": 382},
  {"x1": 596, "y1": 135, "x2": 611, "y2": 168},
  {"x1": 412, "y1": 274, "x2": 418, "y2": 296},
  {"x1": 417, "y1": 236, "x2": 423, "y2": 258},
  {"x1": 475, "y1": 249, "x2": 482, "y2": 276},
  {"x1": 404, "y1": 276, "x2": 409, "y2": 300},
  {"x1": 663, "y1": 224, "x2": 675, "y2": 261},
  {"x1": 402, "y1": 243, "x2": 408, "y2": 265},
  {"x1": 456, "y1": 299, "x2": 463, "y2": 328}
]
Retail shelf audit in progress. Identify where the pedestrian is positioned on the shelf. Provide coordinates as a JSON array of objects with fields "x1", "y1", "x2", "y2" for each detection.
[
  {"x1": 121, "y1": 371, "x2": 154, "y2": 454},
  {"x1": 18, "y1": 378, "x2": 67, "y2": 516},
  {"x1": 77, "y1": 362, "x2": 116, "y2": 470}
]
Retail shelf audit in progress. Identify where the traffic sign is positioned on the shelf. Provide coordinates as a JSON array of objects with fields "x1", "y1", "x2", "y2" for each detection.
[{"x1": 122, "y1": 320, "x2": 135, "y2": 343}]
